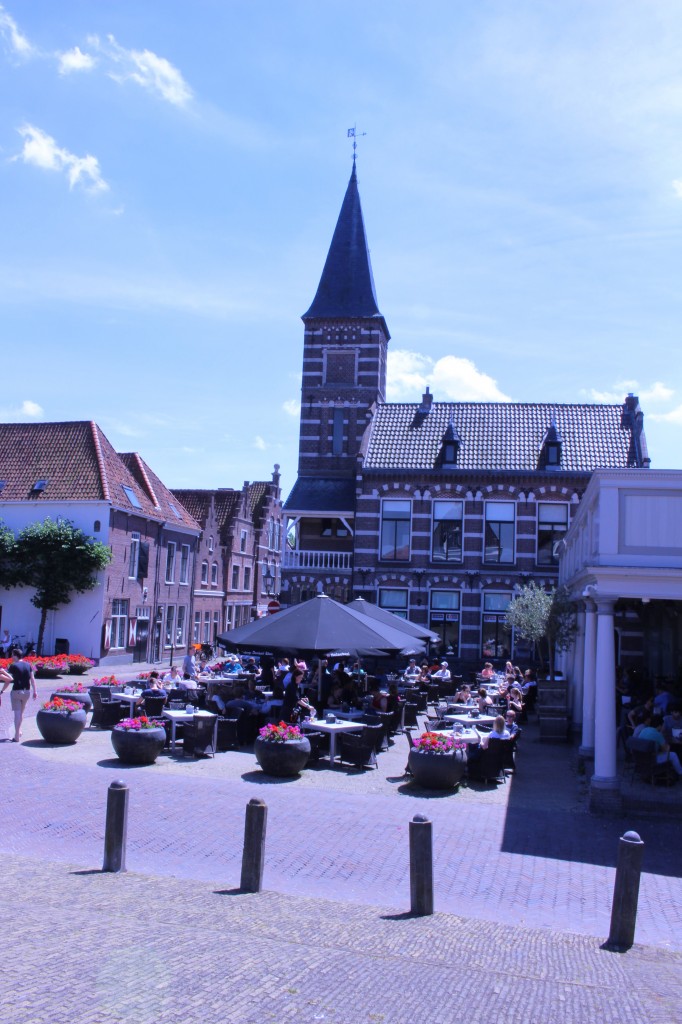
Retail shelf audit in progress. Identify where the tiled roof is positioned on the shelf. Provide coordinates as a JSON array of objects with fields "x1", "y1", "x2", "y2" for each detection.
[
  {"x1": 0, "y1": 421, "x2": 199, "y2": 528},
  {"x1": 363, "y1": 402, "x2": 637, "y2": 473},
  {"x1": 119, "y1": 454, "x2": 199, "y2": 530},
  {"x1": 284, "y1": 477, "x2": 356, "y2": 513},
  {"x1": 247, "y1": 481, "x2": 269, "y2": 522},
  {"x1": 172, "y1": 489, "x2": 241, "y2": 532},
  {"x1": 302, "y1": 165, "x2": 388, "y2": 333}
]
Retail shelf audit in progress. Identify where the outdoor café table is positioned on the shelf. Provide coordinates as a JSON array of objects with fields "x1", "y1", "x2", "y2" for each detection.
[
  {"x1": 333, "y1": 708, "x2": 365, "y2": 721},
  {"x1": 446, "y1": 713, "x2": 497, "y2": 729},
  {"x1": 162, "y1": 708, "x2": 217, "y2": 752},
  {"x1": 433, "y1": 727, "x2": 481, "y2": 745},
  {"x1": 300, "y1": 718, "x2": 363, "y2": 766},
  {"x1": 111, "y1": 691, "x2": 144, "y2": 714}
]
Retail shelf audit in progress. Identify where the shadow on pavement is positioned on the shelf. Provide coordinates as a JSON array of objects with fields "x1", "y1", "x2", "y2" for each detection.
[
  {"x1": 241, "y1": 770, "x2": 301, "y2": 785},
  {"x1": 501, "y1": 725, "x2": 682, "y2": 878}
]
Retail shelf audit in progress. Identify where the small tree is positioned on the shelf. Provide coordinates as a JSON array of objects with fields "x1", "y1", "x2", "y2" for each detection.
[
  {"x1": 13, "y1": 518, "x2": 111, "y2": 655},
  {"x1": 505, "y1": 582, "x2": 576, "y2": 680},
  {"x1": 0, "y1": 521, "x2": 17, "y2": 589}
]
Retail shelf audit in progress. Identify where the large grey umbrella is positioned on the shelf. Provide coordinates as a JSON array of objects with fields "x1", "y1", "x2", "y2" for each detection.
[
  {"x1": 216, "y1": 594, "x2": 426, "y2": 658},
  {"x1": 347, "y1": 597, "x2": 439, "y2": 644}
]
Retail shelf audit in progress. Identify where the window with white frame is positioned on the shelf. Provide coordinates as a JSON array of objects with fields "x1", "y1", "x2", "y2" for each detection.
[
  {"x1": 378, "y1": 588, "x2": 408, "y2": 619},
  {"x1": 165, "y1": 542, "x2": 176, "y2": 583},
  {"x1": 225, "y1": 606, "x2": 232, "y2": 630},
  {"x1": 537, "y1": 503, "x2": 569, "y2": 565},
  {"x1": 240, "y1": 530, "x2": 247, "y2": 552},
  {"x1": 429, "y1": 591, "x2": 460, "y2": 654},
  {"x1": 484, "y1": 502, "x2": 515, "y2": 564},
  {"x1": 244, "y1": 566, "x2": 251, "y2": 591},
  {"x1": 203, "y1": 611, "x2": 211, "y2": 642},
  {"x1": 201, "y1": 560, "x2": 208, "y2": 585},
  {"x1": 213, "y1": 611, "x2": 220, "y2": 639},
  {"x1": 482, "y1": 592, "x2": 512, "y2": 658},
  {"x1": 432, "y1": 500, "x2": 463, "y2": 562},
  {"x1": 165, "y1": 605, "x2": 176, "y2": 647},
  {"x1": 128, "y1": 533, "x2": 140, "y2": 579},
  {"x1": 179, "y1": 544, "x2": 190, "y2": 584},
  {"x1": 208, "y1": 535, "x2": 214, "y2": 553},
  {"x1": 211, "y1": 562, "x2": 218, "y2": 586},
  {"x1": 380, "y1": 500, "x2": 411, "y2": 561},
  {"x1": 193, "y1": 611, "x2": 201, "y2": 643},
  {"x1": 176, "y1": 606, "x2": 186, "y2": 646},
  {"x1": 111, "y1": 599, "x2": 129, "y2": 649},
  {"x1": 232, "y1": 565, "x2": 239, "y2": 589}
]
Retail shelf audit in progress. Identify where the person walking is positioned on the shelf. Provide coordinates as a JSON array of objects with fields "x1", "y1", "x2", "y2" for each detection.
[{"x1": 0, "y1": 648, "x2": 38, "y2": 742}]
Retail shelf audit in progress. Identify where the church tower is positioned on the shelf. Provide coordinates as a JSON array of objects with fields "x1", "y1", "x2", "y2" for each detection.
[{"x1": 282, "y1": 161, "x2": 388, "y2": 604}]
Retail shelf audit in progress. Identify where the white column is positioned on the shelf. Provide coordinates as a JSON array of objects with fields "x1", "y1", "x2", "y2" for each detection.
[
  {"x1": 592, "y1": 597, "x2": 618, "y2": 789},
  {"x1": 580, "y1": 599, "x2": 596, "y2": 756},
  {"x1": 571, "y1": 605, "x2": 586, "y2": 729}
]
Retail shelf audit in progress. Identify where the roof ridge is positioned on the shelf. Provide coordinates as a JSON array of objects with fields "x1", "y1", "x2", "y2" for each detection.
[
  {"x1": 90, "y1": 422, "x2": 110, "y2": 501},
  {"x1": 128, "y1": 452, "x2": 161, "y2": 508}
]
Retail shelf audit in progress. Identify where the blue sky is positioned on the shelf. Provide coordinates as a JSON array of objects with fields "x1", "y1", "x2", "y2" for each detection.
[{"x1": 1, "y1": 1, "x2": 681, "y2": 494}]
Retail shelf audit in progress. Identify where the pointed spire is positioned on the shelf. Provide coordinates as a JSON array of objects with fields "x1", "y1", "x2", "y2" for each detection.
[{"x1": 303, "y1": 165, "x2": 386, "y2": 325}]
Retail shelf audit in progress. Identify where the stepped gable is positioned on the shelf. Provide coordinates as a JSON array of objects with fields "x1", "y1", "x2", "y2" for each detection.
[{"x1": 363, "y1": 402, "x2": 633, "y2": 473}]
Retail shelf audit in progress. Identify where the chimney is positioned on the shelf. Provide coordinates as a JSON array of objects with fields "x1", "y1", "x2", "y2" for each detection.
[{"x1": 418, "y1": 387, "x2": 433, "y2": 415}]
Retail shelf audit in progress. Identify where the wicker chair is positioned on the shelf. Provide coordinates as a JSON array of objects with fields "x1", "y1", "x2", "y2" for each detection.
[
  {"x1": 362, "y1": 722, "x2": 386, "y2": 755},
  {"x1": 627, "y1": 738, "x2": 678, "y2": 786},
  {"x1": 467, "y1": 738, "x2": 507, "y2": 784},
  {"x1": 338, "y1": 732, "x2": 377, "y2": 770},
  {"x1": 140, "y1": 695, "x2": 167, "y2": 717},
  {"x1": 183, "y1": 715, "x2": 216, "y2": 758},
  {"x1": 89, "y1": 688, "x2": 124, "y2": 729}
]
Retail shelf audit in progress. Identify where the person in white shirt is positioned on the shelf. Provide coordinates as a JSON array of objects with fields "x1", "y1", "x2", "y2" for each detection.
[
  {"x1": 403, "y1": 658, "x2": 420, "y2": 682},
  {"x1": 431, "y1": 661, "x2": 451, "y2": 684}
]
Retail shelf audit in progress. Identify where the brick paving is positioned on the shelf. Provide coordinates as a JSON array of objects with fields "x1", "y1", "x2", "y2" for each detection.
[{"x1": 1, "y1": 674, "x2": 681, "y2": 962}]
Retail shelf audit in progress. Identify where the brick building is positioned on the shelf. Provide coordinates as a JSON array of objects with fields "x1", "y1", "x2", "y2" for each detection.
[
  {"x1": 282, "y1": 162, "x2": 650, "y2": 670},
  {"x1": 173, "y1": 464, "x2": 283, "y2": 642},
  {"x1": 0, "y1": 421, "x2": 201, "y2": 665}
]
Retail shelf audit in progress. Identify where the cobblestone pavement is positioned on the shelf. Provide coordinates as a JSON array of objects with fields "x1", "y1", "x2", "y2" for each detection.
[
  {"x1": 2, "y1": 854, "x2": 681, "y2": 1024},
  {"x1": 1, "y1": 678, "x2": 681, "y2": 959}
]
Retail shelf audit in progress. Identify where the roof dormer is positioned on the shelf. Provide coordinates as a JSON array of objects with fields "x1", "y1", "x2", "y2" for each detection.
[
  {"x1": 438, "y1": 420, "x2": 461, "y2": 468},
  {"x1": 539, "y1": 419, "x2": 562, "y2": 470}
]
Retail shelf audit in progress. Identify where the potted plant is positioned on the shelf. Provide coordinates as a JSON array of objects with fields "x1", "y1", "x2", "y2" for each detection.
[
  {"x1": 408, "y1": 731, "x2": 467, "y2": 790},
  {"x1": 254, "y1": 721, "x2": 311, "y2": 777},
  {"x1": 111, "y1": 715, "x2": 167, "y2": 765},
  {"x1": 65, "y1": 654, "x2": 94, "y2": 675},
  {"x1": 33, "y1": 656, "x2": 65, "y2": 680},
  {"x1": 36, "y1": 697, "x2": 88, "y2": 744},
  {"x1": 51, "y1": 680, "x2": 93, "y2": 711}
]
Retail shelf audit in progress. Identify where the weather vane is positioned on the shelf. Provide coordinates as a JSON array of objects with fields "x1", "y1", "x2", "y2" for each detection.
[{"x1": 347, "y1": 124, "x2": 366, "y2": 165}]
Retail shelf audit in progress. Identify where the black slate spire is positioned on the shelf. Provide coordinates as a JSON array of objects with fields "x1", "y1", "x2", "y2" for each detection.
[{"x1": 303, "y1": 164, "x2": 386, "y2": 325}]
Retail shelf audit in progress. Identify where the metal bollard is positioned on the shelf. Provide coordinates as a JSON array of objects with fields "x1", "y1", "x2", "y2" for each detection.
[
  {"x1": 607, "y1": 830, "x2": 644, "y2": 950},
  {"x1": 102, "y1": 780, "x2": 129, "y2": 873},
  {"x1": 409, "y1": 814, "x2": 434, "y2": 916},
  {"x1": 240, "y1": 798, "x2": 268, "y2": 893}
]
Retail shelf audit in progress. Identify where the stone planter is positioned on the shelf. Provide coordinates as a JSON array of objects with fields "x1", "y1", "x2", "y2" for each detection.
[
  {"x1": 51, "y1": 690, "x2": 93, "y2": 712},
  {"x1": 254, "y1": 736, "x2": 311, "y2": 777},
  {"x1": 36, "y1": 708, "x2": 87, "y2": 745},
  {"x1": 66, "y1": 665, "x2": 89, "y2": 676},
  {"x1": 111, "y1": 725, "x2": 166, "y2": 765},
  {"x1": 408, "y1": 748, "x2": 467, "y2": 790},
  {"x1": 35, "y1": 667, "x2": 62, "y2": 680}
]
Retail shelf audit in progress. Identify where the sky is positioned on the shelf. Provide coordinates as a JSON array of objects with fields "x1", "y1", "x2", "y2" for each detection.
[{"x1": 1, "y1": 1, "x2": 682, "y2": 497}]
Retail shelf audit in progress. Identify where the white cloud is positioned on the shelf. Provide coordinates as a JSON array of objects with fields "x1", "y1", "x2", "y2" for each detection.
[
  {"x1": 583, "y1": 380, "x2": 674, "y2": 406},
  {"x1": 282, "y1": 399, "x2": 300, "y2": 417},
  {"x1": 387, "y1": 349, "x2": 511, "y2": 402},
  {"x1": 15, "y1": 124, "x2": 109, "y2": 195},
  {"x1": 102, "y1": 34, "x2": 192, "y2": 107},
  {"x1": 0, "y1": 398, "x2": 43, "y2": 419},
  {"x1": 0, "y1": 4, "x2": 33, "y2": 57},
  {"x1": 673, "y1": 180, "x2": 682, "y2": 198},
  {"x1": 58, "y1": 46, "x2": 96, "y2": 75},
  {"x1": 254, "y1": 436, "x2": 267, "y2": 451},
  {"x1": 650, "y1": 405, "x2": 682, "y2": 425}
]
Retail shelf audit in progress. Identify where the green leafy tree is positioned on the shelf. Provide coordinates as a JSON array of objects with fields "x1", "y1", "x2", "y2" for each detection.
[
  {"x1": 505, "y1": 582, "x2": 576, "y2": 680},
  {"x1": 13, "y1": 518, "x2": 111, "y2": 655},
  {"x1": 0, "y1": 521, "x2": 17, "y2": 589}
]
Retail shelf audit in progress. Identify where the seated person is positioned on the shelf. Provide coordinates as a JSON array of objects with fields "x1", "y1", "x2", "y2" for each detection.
[
  {"x1": 637, "y1": 714, "x2": 682, "y2": 777},
  {"x1": 417, "y1": 664, "x2": 431, "y2": 685},
  {"x1": 368, "y1": 684, "x2": 387, "y2": 713},
  {"x1": 477, "y1": 687, "x2": 493, "y2": 712},
  {"x1": 481, "y1": 715, "x2": 511, "y2": 747},
  {"x1": 662, "y1": 705, "x2": 682, "y2": 745},
  {"x1": 136, "y1": 675, "x2": 167, "y2": 710},
  {"x1": 243, "y1": 658, "x2": 261, "y2": 679},
  {"x1": 326, "y1": 684, "x2": 344, "y2": 709},
  {"x1": 454, "y1": 683, "x2": 471, "y2": 704},
  {"x1": 653, "y1": 682, "x2": 674, "y2": 715},
  {"x1": 521, "y1": 669, "x2": 536, "y2": 694},
  {"x1": 628, "y1": 697, "x2": 654, "y2": 731},
  {"x1": 244, "y1": 678, "x2": 265, "y2": 702},
  {"x1": 403, "y1": 658, "x2": 420, "y2": 682},
  {"x1": 385, "y1": 682, "x2": 401, "y2": 714},
  {"x1": 164, "y1": 665, "x2": 184, "y2": 688},
  {"x1": 504, "y1": 709, "x2": 520, "y2": 738},
  {"x1": 225, "y1": 656, "x2": 244, "y2": 675},
  {"x1": 431, "y1": 661, "x2": 452, "y2": 684},
  {"x1": 480, "y1": 662, "x2": 495, "y2": 680},
  {"x1": 506, "y1": 687, "x2": 524, "y2": 714},
  {"x1": 282, "y1": 667, "x2": 305, "y2": 721}
]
